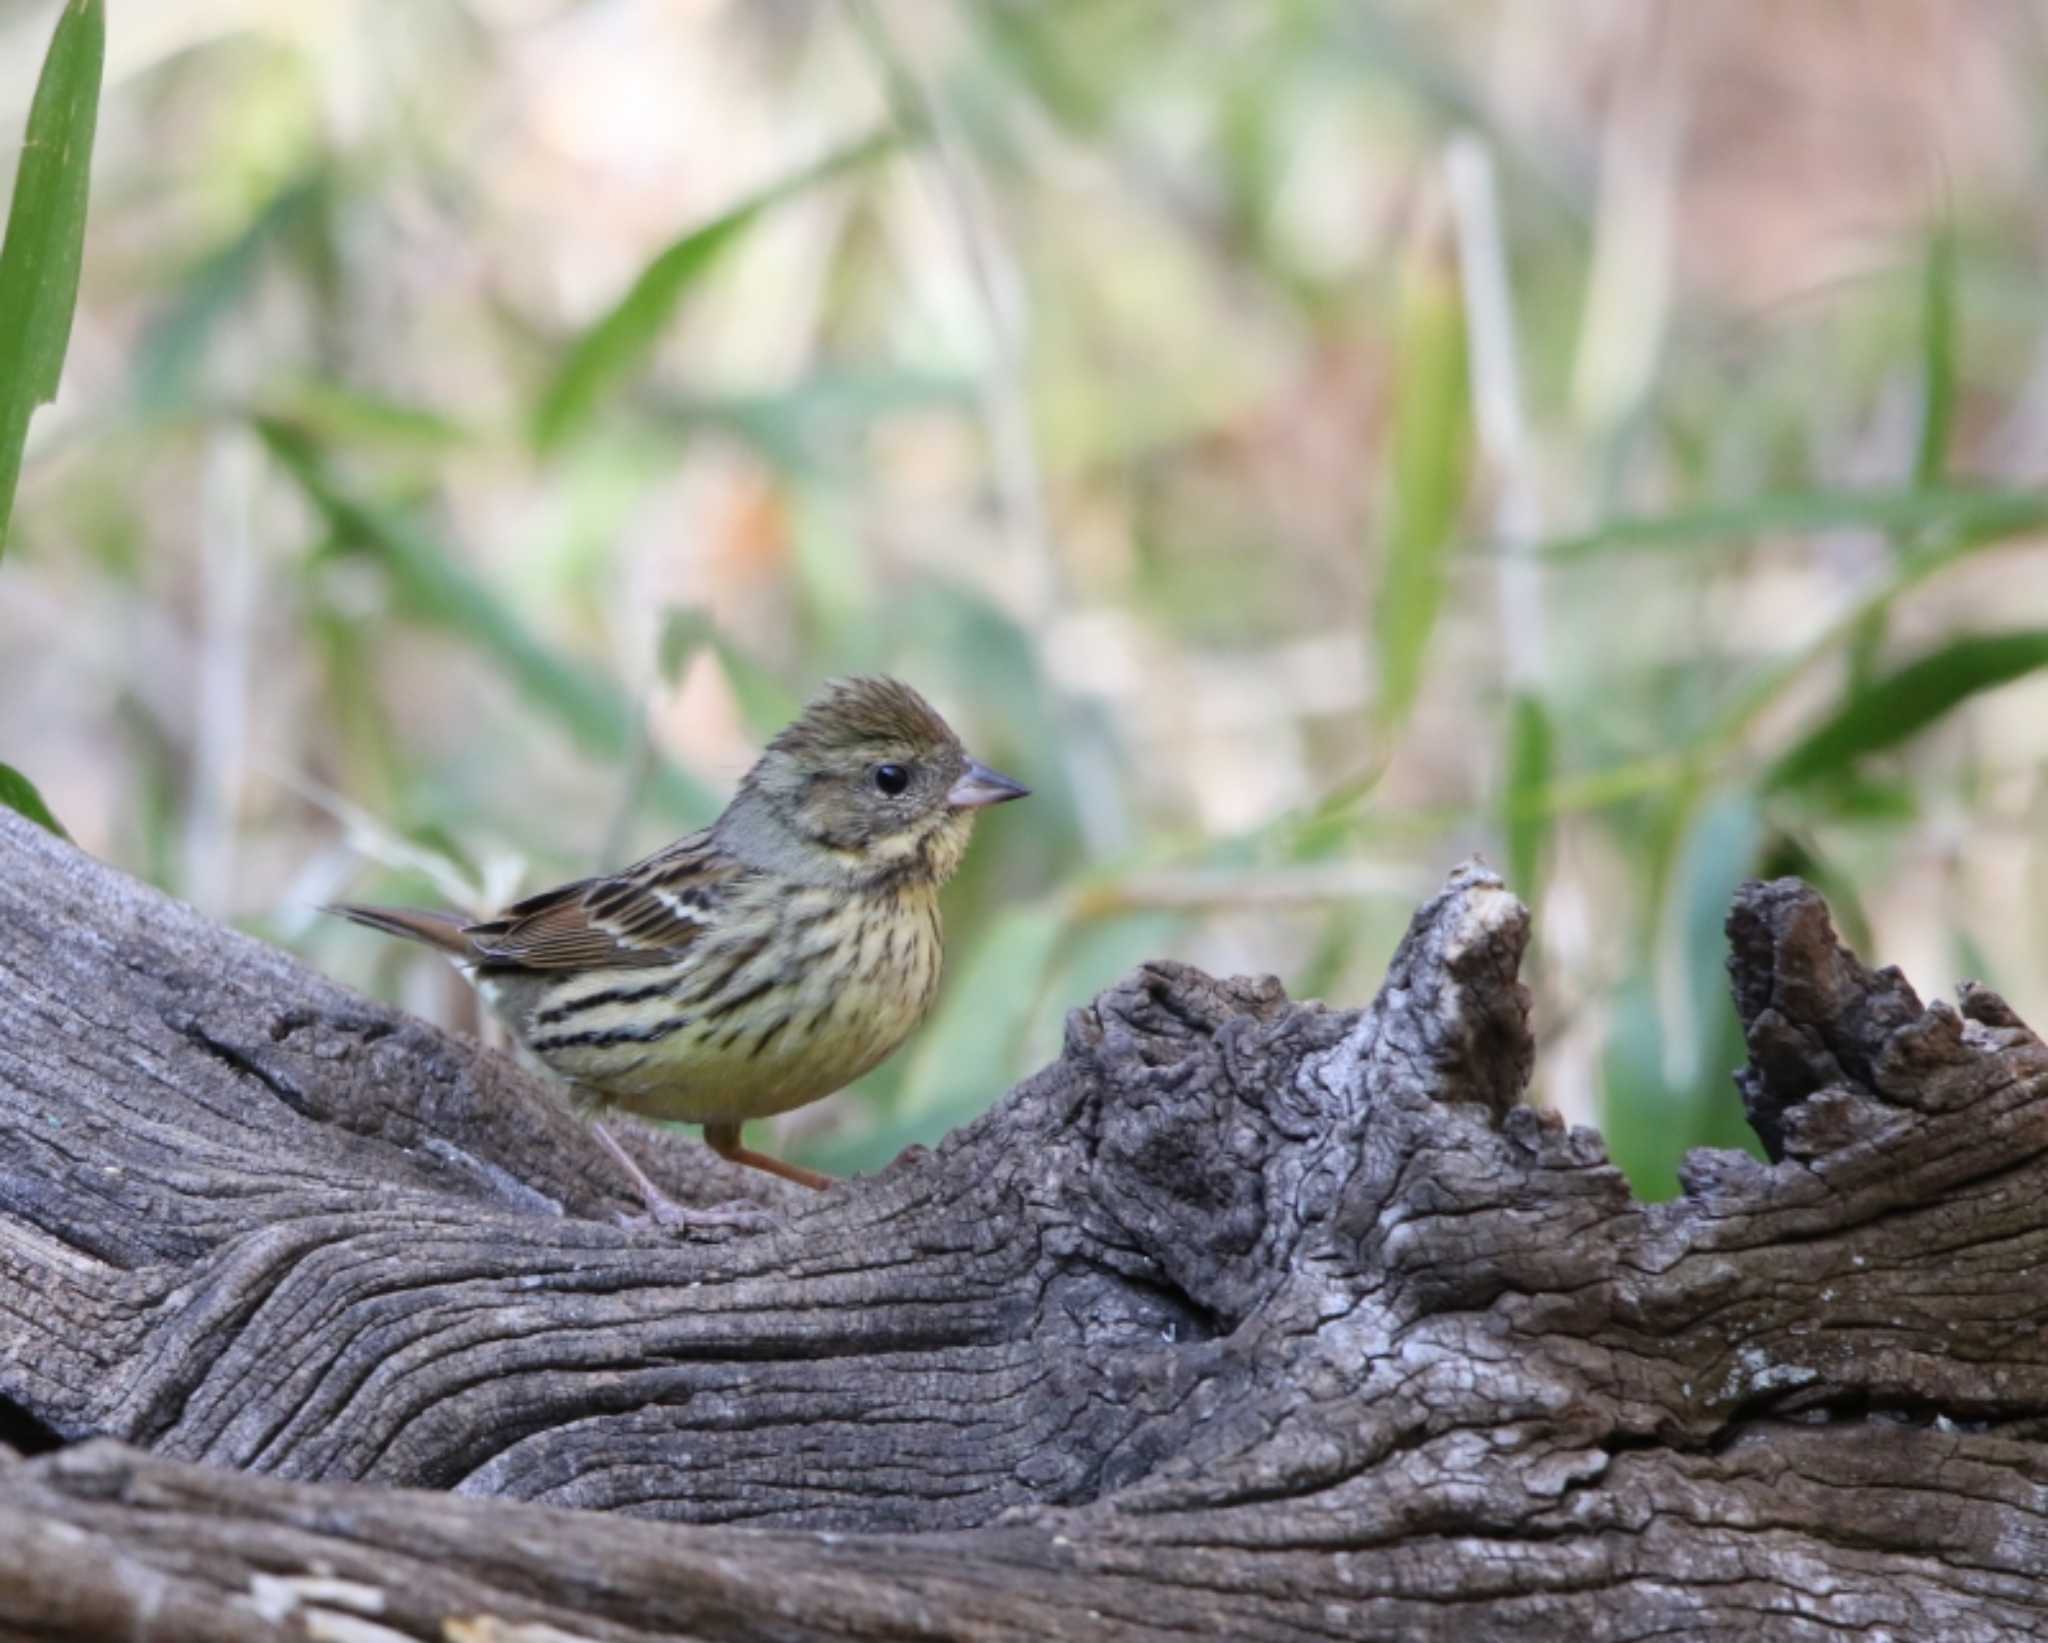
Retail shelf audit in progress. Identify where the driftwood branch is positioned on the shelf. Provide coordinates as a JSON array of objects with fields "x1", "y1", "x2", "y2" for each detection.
[{"x1": 3, "y1": 808, "x2": 2048, "y2": 1639}]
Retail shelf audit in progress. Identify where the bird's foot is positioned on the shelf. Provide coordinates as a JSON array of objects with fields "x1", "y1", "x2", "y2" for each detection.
[
  {"x1": 615, "y1": 1191, "x2": 781, "y2": 1238},
  {"x1": 592, "y1": 1120, "x2": 780, "y2": 1237}
]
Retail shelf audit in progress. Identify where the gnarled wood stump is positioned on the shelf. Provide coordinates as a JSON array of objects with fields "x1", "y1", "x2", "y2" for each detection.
[{"x1": 2, "y1": 807, "x2": 2046, "y2": 1640}]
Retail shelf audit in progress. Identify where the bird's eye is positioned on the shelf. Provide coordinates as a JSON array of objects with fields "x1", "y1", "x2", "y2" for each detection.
[{"x1": 873, "y1": 763, "x2": 911, "y2": 796}]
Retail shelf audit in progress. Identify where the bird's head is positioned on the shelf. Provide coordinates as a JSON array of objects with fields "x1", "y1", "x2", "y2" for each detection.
[{"x1": 721, "y1": 677, "x2": 1028, "y2": 888}]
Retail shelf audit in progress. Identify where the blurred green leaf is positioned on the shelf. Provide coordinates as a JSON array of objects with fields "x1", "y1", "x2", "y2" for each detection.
[
  {"x1": 717, "y1": 645, "x2": 804, "y2": 743},
  {"x1": 1540, "y1": 486, "x2": 2048, "y2": 562},
  {"x1": 1578, "y1": 511, "x2": 2046, "y2": 869},
  {"x1": 306, "y1": 592, "x2": 404, "y2": 808},
  {"x1": 1214, "y1": 70, "x2": 1278, "y2": 261},
  {"x1": 1844, "y1": 603, "x2": 1888, "y2": 692},
  {"x1": 1767, "y1": 631, "x2": 2048, "y2": 791},
  {"x1": 1599, "y1": 793, "x2": 1767, "y2": 1200},
  {"x1": 1953, "y1": 925, "x2": 1997, "y2": 992},
  {"x1": 532, "y1": 131, "x2": 896, "y2": 454},
  {"x1": 400, "y1": 821, "x2": 485, "y2": 890},
  {"x1": 1562, "y1": 523, "x2": 2032, "y2": 936},
  {"x1": 647, "y1": 369, "x2": 971, "y2": 475},
  {"x1": 1502, "y1": 690, "x2": 1552, "y2": 901},
  {"x1": 657, "y1": 604, "x2": 801, "y2": 741},
  {"x1": 1600, "y1": 967, "x2": 1763, "y2": 1201},
  {"x1": 656, "y1": 606, "x2": 715, "y2": 688},
  {"x1": 1331, "y1": 4, "x2": 1587, "y2": 225},
  {"x1": 0, "y1": 0, "x2": 104, "y2": 555},
  {"x1": 791, "y1": 492, "x2": 876, "y2": 640},
  {"x1": 113, "y1": 694, "x2": 178, "y2": 888},
  {"x1": 976, "y1": 0, "x2": 1118, "y2": 134},
  {"x1": 1778, "y1": 772, "x2": 1918, "y2": 825},
  {"x1": 1913, "y1": 226, "x2": 1957, "y2": 491},
  {"x1": 1374, "y1": 220, "x2": 1470, "y2": 731},
  {"x1": 1020, "y1": 910, "x2": 1183, "y2": 1072},
  {"x1": 262, "y1": 377, "x2": 470, "y2": 453},
  {"x1": 0, "y1": 762, "x2": 69, "y2": 839},
  {"x1": 257, "y1": 417, "x2": 720, "y2": 821},
  {"x1": 261, "y1": 419, "x2": 621, "y2": 742},
  {"x1": 1669, "y1": 788, "x2": 1762, "y2": 1086},
  {"x1": 134, "y1": 175, "x2": 325, "y2": 413},
  {"x1": 897, "y1": 904, "x2": 1066, "y2": 1120},
  {"x1": 1594, "y1": 981, "x2": 1666, "y2": 1192}
]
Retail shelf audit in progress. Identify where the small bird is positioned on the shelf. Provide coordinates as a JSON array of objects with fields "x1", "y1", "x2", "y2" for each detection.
[{"x1": 331, "y1": 676, "x2": 1027, "y2": 1226}]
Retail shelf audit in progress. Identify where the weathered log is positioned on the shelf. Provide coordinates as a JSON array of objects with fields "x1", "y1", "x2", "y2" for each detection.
[{"x1": 2, "y1": 807, "x2": 2048, "y2": 1640}]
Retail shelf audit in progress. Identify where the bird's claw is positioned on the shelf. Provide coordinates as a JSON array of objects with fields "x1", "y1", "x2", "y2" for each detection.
[{"x1": 616, "y1": 1194, "x2": 781, "y2": 1238}]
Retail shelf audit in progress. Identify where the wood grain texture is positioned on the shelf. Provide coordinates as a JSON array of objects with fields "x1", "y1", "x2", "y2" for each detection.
[{"x1": 3, "y1": 808, "x2": 2048, "y2": 1639}]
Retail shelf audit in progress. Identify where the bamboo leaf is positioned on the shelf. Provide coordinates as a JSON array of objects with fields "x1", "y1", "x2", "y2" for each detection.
[
  {"x1": 1667, "y1": 788, "x2": 1761, "y2": 1088},
  {"x1": 1767, "y1": 631, "x2": 2048, "y2": 790},
  {"x1": 133, "y1": 175, "x2": 324, "y2": 412},
  {"x1": 1600, "y1": 968, "x2": 1762, "y2": 1201},
  {"x1": 262, "y1": 377, "x2": 471, "y2": 453},
  {"x1": 1539, "y1": 487, "x2": 2048, "y2": 563},
  {"x1": 532, "y1": 131, "x2": 896, "y2": 454},
  {"x1": 256, "y1": 418, "x2": 719, "y2": 822},
  {"x1": 1374, "y1": 212, "x2": 1471, "y2": 731},
  {"x1": 0, "y1": 0, "x2": 105, "y2": 555},
  {"x1": 1502, "y1": 691, "x2": 1552, "y2": 900},
  {"x1": 1913, "y1": 226, "x2": 1957, "y2": 491},
  {"x1": 0, "y1": 762, "x2": 69, "y2": 839}
]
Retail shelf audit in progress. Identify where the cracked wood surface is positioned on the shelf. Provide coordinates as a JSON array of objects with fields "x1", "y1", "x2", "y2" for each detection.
[{"x1": 2, "y1": 808, "x2": 2048, "y2": 1639}]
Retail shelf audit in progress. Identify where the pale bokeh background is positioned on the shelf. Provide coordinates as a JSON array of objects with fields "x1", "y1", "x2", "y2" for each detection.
[{"x1": 5, "y1": 0, "x2": 2048, "y2": 1187}]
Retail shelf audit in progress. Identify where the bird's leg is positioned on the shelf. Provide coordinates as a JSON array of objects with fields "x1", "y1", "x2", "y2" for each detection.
[
  {"x1": 589, "y1": 1120, "x2": 684, "y2": 1217},
  {"x1": 589, "y1": 1120, "x2": 776, "y2": 1234},
  {"x1": 703, "y1": 1120, "x2": 834, "y2": 1191}
]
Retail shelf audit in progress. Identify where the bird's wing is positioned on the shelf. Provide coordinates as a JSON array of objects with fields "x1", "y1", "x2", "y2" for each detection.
[{"x1": 465, "y1": 831, "x2": 745, "y2": 970}]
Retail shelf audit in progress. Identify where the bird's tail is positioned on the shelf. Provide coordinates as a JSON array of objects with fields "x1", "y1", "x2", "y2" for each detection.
[{"x1": 326, "y1": 903, "x2": 477, "y2": 956}]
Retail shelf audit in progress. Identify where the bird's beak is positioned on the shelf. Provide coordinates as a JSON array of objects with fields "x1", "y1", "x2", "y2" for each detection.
[{"x1": 947, "y1": 759, "x2": 1030, "y2": 810}]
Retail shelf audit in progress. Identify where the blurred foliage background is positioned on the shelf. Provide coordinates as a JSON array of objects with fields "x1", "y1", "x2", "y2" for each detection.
[{"x1": 6, "y1": 0, "x2": 2048, "y2": 1192}]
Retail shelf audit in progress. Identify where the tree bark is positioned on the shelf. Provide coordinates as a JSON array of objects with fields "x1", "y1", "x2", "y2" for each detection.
[{"x1": 2, "y1": 807, "x2": 2047, "y2": 1639}]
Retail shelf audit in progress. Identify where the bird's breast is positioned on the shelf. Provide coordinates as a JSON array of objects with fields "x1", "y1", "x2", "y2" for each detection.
[{"x1": 504, "y1": 881, "x2": 945, "y2": 1126}]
